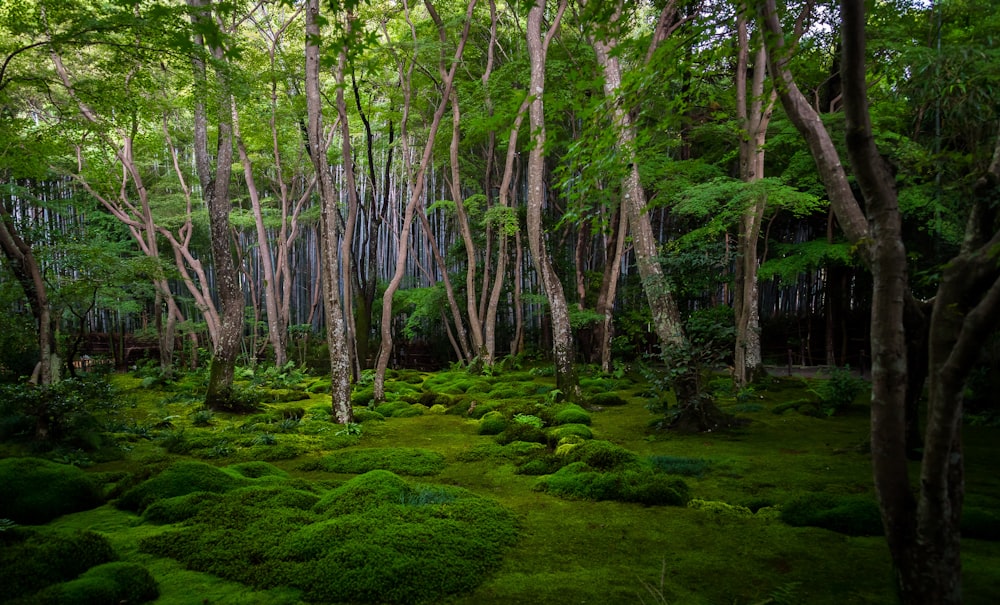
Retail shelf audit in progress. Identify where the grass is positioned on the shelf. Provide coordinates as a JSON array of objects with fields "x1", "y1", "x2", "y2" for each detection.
[{"x1": 3, "y1": 368, "x2": 999, "y2": 604}]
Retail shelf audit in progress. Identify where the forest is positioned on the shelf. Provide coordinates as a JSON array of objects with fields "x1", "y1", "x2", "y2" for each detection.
[{"x1": 1, "y1": 0, "x2": 999, "y2": 604}]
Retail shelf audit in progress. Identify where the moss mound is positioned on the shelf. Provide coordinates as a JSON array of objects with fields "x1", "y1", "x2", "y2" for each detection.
[
  {"x1": 374, "y1": 400, "x2": 424, "y2": 418},
  {"x1": 0, "y1": 527, "x2": 116, "y2": 603},
  {"x1": 587, "y1": 392, "x2": 629, "y2": 406},
  {"x1": 28, "y1": 562, "x2": 158, "y2": 605},
  {"x1": 536, "y1": 462, "x2": 690, "y2": 506},
  {"x1": 478, "y1": 411, "x2": 508, "y2": 435},
  {"x1": 139, "y1": 471, "x2": 518, "y2": 604},
  {"x1": 141, "y1": 491, "x2": 225, "y2": 525},
  {"x1": 563, "y1": 439, "x2": 638, "y2": 470},
  {"x1": 0, "y1": 457, "x2": 104, "y2": 524},
  {"x1": 550, "y1": 403, "x2": 592, "y2": 426},
  {"x1": 781, "y1": 492, "x2": 884, "y2": 536},
  {"x1": 116, "y1": 460, "x2": 248, "y2": 513},
  {"x1": 300, "y1": 448, "x2": 446, "y2": 476}
]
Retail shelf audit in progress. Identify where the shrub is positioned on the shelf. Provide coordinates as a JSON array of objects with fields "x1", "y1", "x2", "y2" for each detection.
[
  {"x1": 551, "y1": 403, "x2": 591, "y2": 426},
  {"x1": 648, "y1": 455, "x2": 712, "y2": 477},
  {"x1": 0, "y1": 527, "x2": 116, "y2": 602},
  {"x1": 587, "y1": 393, "x2": 629, "y2": 407},
  {"x1": 28, "y1": 561, "x2": 159, "y2": 605},
  {"x1": 116, "y1": 460, "x2": 248, "y2": 513},
  {"x1": 781, "y1": 493, "x2": 883, "y2": 536},
  {"x1": 301, "y1": 448, "x2": 446, "y2": 477},
  {"x1": 810, "y1": 367, "x2": 867, "y2": 415},
  {"x1": 0, "y1": 458, "x2": 104, "y2": 524},
  {"x1": 478, "y1": 411, "x2": 508, "y2": 435}
]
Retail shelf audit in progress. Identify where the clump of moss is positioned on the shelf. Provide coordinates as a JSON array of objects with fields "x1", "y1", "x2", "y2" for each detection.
[
  {"x1": 139, "y1": 471, "x2": 518, "y2": 605},
  {"x1": 687, "y1": 499, "x2": 754, "y2": 519},
  {"x1": 0, "y1": 457, "x2": 104, "y2": 524},
  {"x1": 300, "y1": 448, "x2": 446, "y2": 476},
  {"x1": 495, "y1": 421, "x2": 547, "y2": 446},
  {"x1": 456, "y1": 441, "x2": 547, "y2": 462},
  {"x1": 546, "y1": 423, "x2": 593, "y2": 445},
  {"x1": 352, "y1": 408, "x2": 385, "y2": 423},
  {"x1": 478, "y1": 411, "x2": 508, "y2": 435},
  {"x1": 562, "y1": 439, "x2": 638, "y2": 470},
  {"x1": 648, "y1": 455, "x2": 712, "y2": 477},
  {"x1": 536, "y1": 462, "x2": 690, "y2": 506},
  {"x1": 550, "y1": 403, "x2": 592, "y2": 426},
  {"x1": 587, "y1": 392, "x2": 629, "y2": 407},
  {"x1": 116, "y1": 460, "x2": 248, "y2": 513},
  {"x1": 374, "y1": 401, "x2": 424, "y2": 418},
  {"x1": 29, "y1": 561, "x2": 159, "y2": 605},
  {"x1": 227, "y1": 461, "x2": 289, "y2": 480},
  {"x1": 141, "y1": 491, "x2": 225, "y2": 525},
  {"x1": 781, "y1": 492, "x2": 883, "y2": 536},
  {"x1": 0, "y1": 527, "x2": 116, "y2": 602}
]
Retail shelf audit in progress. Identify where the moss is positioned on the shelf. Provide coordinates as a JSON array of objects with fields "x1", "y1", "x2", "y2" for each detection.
[
  {"x1": 536, "y1": 462, "x2": 690, "y2": 506},
  {"x1": 374, "y1": 400, "x2": 424, "y2": 418},
  {"x1": 0, "y1": 457, "x2": 104, "y2": 524},
  {"x1": 0, "y1": 527, "x2": 116, "y2": 602},
  {"x1": 116, "y1": 460, "x2": 248, "y2": 513},
  {"x1": 139, "y1": 470, "x2": 517, "y2": 605},
  {"x1": 301, "y1": 448, "x2": 446, "y2": 476},
  {"x1": 563, "y1": 439, "x2": 638, "y2": 470},
  {"x1": 351, "y1": 387, "x2": 376, "y2": 407},
  {"x1": 428, "y1": 404, "x2": 447, "y2": 414},
  {"x1": 587, "y1": 392, "x2": 629, "y2": 407},
  {"x1": 647, "y1": 455, "x2": 712, "y2": 477},
  {"x1": 351, "y1": 408, "x2": 385, "y2": 423},
  {"x1": 495, "y1": 421, "x2": 547, "y2": 446},
  {"x1": 478, "y1": 411, "x2": 508, "y2": 435},
  {"x1": 141, "y1": 491, "x2": 225, "y2": 524},
  {"x1": 227, "y1": 461, "x2": 290, "y2": 479},
  {"x1": 467, "y1": 400, "x2": 501, "y2": 419},
  {"x1": 550, "y1": 403, "x2": 592, "y2": 426},
  {"x1": 29, "y1": 561, "x2": 159, "y2": 605},
  {"x1": 547, "y1": 423, "x2": 593, "y2": 444},
  {"x1": 688, "y1": 499, "x2": 754, "y2": 519},
  {"x1": 962, "y1": 506, "x2": 1000, "y2": 541},
  {"x1": 781, "y1": 493, "x2": 884, "y2": 536}
]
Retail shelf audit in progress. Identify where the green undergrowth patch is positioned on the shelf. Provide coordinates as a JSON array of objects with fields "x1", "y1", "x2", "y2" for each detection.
[
  {"x1": 139, "y1": 470, "x2": 518, "y2": 604},
  {"x1": 0, "y1": 526, "x2": 119, "y2": 603},
  {"x1": 0, "y1": 457, "x2": 105, "y2": 524},
  {"x1": 298, "y1": 447, "x2": 446, "y2": 476},
  {"x1": 780, "y1": 492, "x2": 884, "y2": 536},
  {"x1": 22, "y1": 561, "x2": 159, "y2": 605}
]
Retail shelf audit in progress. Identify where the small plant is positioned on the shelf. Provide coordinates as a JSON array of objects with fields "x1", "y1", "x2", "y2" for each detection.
[
  {"x1": 208, "y1": 440, "x2": 234, "y2": 458},
  {"x1": 545, "y1": 388, "x2": 564, "y2": 404},
  {"x1": 252, "y1": 432, "x2": 278, "y2": 446},
  {"x1": 0, "y1": 518, "x2": 16, "y2": 532},
  {"x1": 513, "y1": 413, "x2": 544, "y2": 429},
  {"x1": 190, "y1": 409, "x2": 215, "y2": 427},
  {"x1": 277, "y1": 416, "x2": 301, "y2": 432},
  {"x1": 335, "y1": 422, "x2": 363, "y2": 437},
  {"x1": 735, "y1": 385, "x2": 757, "y2": 403},
  {"x1": 809, "y1": 366, "x2": 867, "y2": 416}
]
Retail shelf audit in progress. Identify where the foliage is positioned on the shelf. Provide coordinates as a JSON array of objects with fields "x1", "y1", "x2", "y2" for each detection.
[
  {"x1": 139, "y1": 471, "x2": 518, "y2": 604},
  {"x1": 512, "y1": 413, "x2": 544, "y2": 429},
  {"x1": 0, "y1": 375, "x2": 127, "y2": 447},
  {"x1": 299, "y1": 448, "x2": 446, "y2": 476},
  {"x1": 0, "y1": 527, "x2": 116, "y2": 603},
  {"x1": 647, "y1": 455, "x2": 712, "y2": 478},
  {"x1": 0, "y1": 457, "x2": 103, "y2": 524},
  {"x1": 808, "y1": 367, "x2": 868, "y2": 416}
]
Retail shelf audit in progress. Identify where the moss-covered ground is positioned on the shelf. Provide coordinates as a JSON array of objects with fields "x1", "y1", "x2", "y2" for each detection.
[{"x1": 5, "y1": 365, "x2": 1000, "y2": 604}]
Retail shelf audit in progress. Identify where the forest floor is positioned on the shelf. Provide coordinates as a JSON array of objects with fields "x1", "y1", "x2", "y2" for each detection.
[{"x1": 6, "y1": 365, "x2": 1000, "y2": 605}]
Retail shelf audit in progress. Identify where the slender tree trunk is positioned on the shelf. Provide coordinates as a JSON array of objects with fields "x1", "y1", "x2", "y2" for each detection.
[
  {"x1": 306, "y1": 0, "x2": 352, "y2": 423},
  {"x1": 593, "y1": 206, "x2": 627, "y2": 373},
  {"x1": 526, "y1": 0, "x2": 579, "y2": 400},
  {"x1": 187, "y1": 0, "x2": 243, "y2": 408}
]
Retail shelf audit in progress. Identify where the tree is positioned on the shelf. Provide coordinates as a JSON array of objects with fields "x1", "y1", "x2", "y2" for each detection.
[
  {"x1": 305, "y1": 0, "x2": 352, "y2": 423},
  {"x1": 187, "y1": 0, "x2": 244, "y2": 408},
  {"x1": 525, "y1": 0, "x2": 580, "y2": 399},
  {"x1": 761, "y1": 1, "x2": 1000, "y2": 601}
]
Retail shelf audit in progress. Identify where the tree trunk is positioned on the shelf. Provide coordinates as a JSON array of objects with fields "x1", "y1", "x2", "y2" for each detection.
[
  {"x1": 525, "y1": 0, "x2": 579, "y2": 400},
  {"x1": 306, "y1": 0, "x2": 352, "y2": 423}
]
